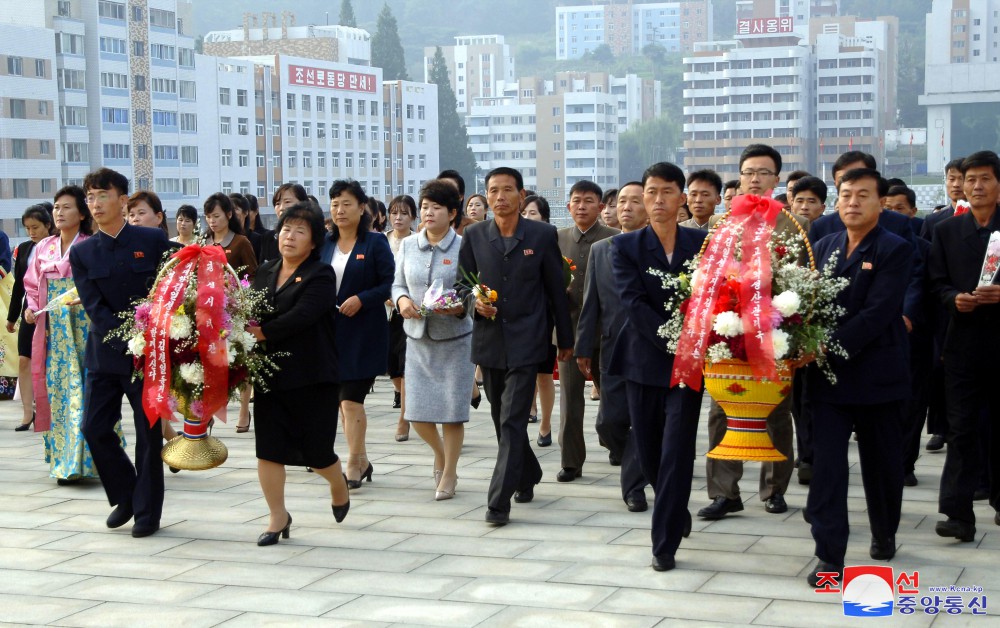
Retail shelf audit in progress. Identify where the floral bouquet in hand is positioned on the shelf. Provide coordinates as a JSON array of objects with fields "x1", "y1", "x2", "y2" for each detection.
[
  {"x1": 979, "y1": 232, "x2": 1000, "y2": 287},
  {"x1": 109, "y1": 245, "x2": 280, "y2": 469},
  {"x1": 562, "y1": 256, "x2": 577, "y2": 289},
  {"x1": 418, "y1": 279, "x2": 465, "y2": 316},
  {"x1": 459, "y1": 267, "x2": 498, "y2": 320}
]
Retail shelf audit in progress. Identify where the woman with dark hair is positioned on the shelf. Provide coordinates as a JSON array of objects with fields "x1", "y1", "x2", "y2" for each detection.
[
  {"x1": 249, "y1": 202, "x2": 350, "y2": 545},
  {"x1": 261, "y1": 184, "x2": 310, "y2": 263},
  {"x1": 229, "y1": 193, "x2": 262, "y2": 262},
  {"x1": 126, "y1": 191, "x2": 169, "y2": 236},
  {"x1": 520, "y1": 194, "x2": 556, "y2": 446},
  {"x1": 367, "y1": 198, "x2": 388, "y2": 233},
  {"x1": 204, "y1": 192, "x2": 258, "y2": 432},
  {"x1": 245, "y1": 193, "x2": 268, "y2": 235},
  {"x1": 320, "y1": 180, "x2": 395, "y2": 489},
  {"x1": 385, "y1": 195, "x2": 417, "y2": 441},
  {"x1": 466, "y1": 194, "x2": 489, "y2": 222},
  {"x1": 24, "y1": 186, "x2": 122, "y2": 483},
  {"x1": 392, "y1": 180, "x2": 474, "y2": 500},
  {"x1": 9, "y1": 203, "x2": 55, "y2": 431},
  {"x1": 174, "y1": 205, "x2": 199, "y2": 245}
]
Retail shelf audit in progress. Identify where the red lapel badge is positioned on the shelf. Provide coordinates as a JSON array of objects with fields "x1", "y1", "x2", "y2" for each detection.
[
  {"x1": 861, "y1": 262, "x2": 873, "y2": 270},
  {"x1": 134, "y1": 251, "x2": 145, "y2": 259},
  {"x1": 443, "y1": 259, "x2": 452, "y2": 265},
  {"x1": 523, "y1": 249, "x2": 534, "y2": 256},
  {"x1": 356, "y1": 254, "x2": 365, "y2": 260}
]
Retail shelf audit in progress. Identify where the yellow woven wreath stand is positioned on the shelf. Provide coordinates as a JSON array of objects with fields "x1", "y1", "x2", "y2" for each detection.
[{"x1": 704, "y1": 359, "x2": 791, "y2": 461}]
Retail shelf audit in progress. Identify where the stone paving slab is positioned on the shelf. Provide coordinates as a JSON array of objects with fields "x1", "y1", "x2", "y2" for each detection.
[{"x1": 0, "y1": 379, "x2": 996, "y2": 625}]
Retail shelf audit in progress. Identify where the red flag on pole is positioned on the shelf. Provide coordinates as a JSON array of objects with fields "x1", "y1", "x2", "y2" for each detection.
[
  {"x1": 909, "y1": 133, "x2": 914, "y2": 146},
  {"x1": 941, "y1": 130, "x2": 945, "y2": 147},
  {"x1": 849, "y1": 135, "x2": 854, "y2": 150}
]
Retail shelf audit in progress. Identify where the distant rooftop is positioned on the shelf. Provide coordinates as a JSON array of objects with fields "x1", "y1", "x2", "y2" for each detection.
[{"x1": 204, "y1": 24, "x2": 369, "y2": 44}]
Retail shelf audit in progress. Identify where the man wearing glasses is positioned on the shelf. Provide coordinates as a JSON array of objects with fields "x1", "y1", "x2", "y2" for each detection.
[{"x1": 698, "y1": 144, "x2": 802, "y2": 521}]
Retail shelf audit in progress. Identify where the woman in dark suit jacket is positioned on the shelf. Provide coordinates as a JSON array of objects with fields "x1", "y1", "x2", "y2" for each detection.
[
  {"x1": 249, "y1": 202, "x2": 350, "y2": 546},
  {"x1": 320, "y1": 180, "x2": 394, "y2": 489},
  {"x1": 8, "y1": 204, "x2": 55, "y2": 431}
]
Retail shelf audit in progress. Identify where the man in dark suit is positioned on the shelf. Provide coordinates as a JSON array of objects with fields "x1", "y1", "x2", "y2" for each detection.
[
  {"x1": 70, "y1": 168, "x2": 171, "y2": 538},
  {"x1": 577, "y1": 181, "x2": 649, "y2": 511},
  {"x1": 920, "y1": 158, "x2": 968, "y2": 454},
  {"x1": 609, "y1": 162, "x2": 708, "y2": 571},
  {"x1": 928, "y1": 150, "x2": 1000, "y2": 542},
  {"x1": 555, "y1": 180, "x2": 619, "y2": 482},
  {"x1": 457, "y1": 167, "x2": 573, "y2": 526},
  {"x1": 804, "y1": 168, "x2": 914, "y2": 586}
]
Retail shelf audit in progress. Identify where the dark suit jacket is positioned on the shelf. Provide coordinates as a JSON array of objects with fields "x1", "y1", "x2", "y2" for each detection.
[
  {"x1": 457, "y1": 216, "x2": 573, "y2": 370},
  {"x1": 0, "y1": 231, "x2": 11, "y2": 273},
  {"x1": 7, "y1": 240, "x2": 35, "y2": 324},
  {"x1": 909, "y1": 216, "x2": 925, "y2": 239},
  {"x1": 254, "y1": 257, "x2": 339, "y2": 390},
  {"x1": 70, "y1": 224, "x2": 171, "y2": 375},
  {"x1": 319, "y1": 231, "x2": 394, "y2": 380},
  {"x1": 608, "y1": 225, "x2": 708, "y2": 387},
  {"x1": 576, "y1": 236, "x2": 625, "y2": 373},
  {"x1": 919, "y1": 205, "x2": 955, "y2": 240},
  {"x1": 259, "y1": 230, "x2": 279, "y2": 265},
  {"x1": 927, "y1": 208, "x2": 1000, "y2": 360},
  {"x1": 807, "y1": 226, "x2": 913, "y2": 404},
  {"x1": 808, "y1": 207, "x2": 914, "y2": 243}
]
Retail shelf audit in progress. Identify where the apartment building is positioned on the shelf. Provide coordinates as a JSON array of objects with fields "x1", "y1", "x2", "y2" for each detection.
[
  {"x1": 382, "y1": 80, "x2": 440, "y2": 199},
  {"x1": 204, "y1": 14, "x2": 371, "y2": 66},
  {"x1": 422, "y1": 35, "x2": 515, "y2": 115},
  {"x1": 921, "y1": 0, "x2": 1000, "y2": 173},
  {"x1": 682, "y1": 2, "x2": 896, "y2": 180},
  {"x1": 0, "y1": 21, "x2": 61, "y2": 223},
  {"x1": 467, "y1": 72, "x2": 659, "y2": 213},
  {"x1": 555, "y1": 1, "x2": 713, "y2": 59}
]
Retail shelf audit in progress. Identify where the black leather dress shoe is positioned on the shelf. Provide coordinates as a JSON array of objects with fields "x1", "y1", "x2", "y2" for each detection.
[
  {"x1": 903, "y1": 472, "x2": 917, "y2": 487},
  {"x1": 106, "y1": 503, "x2": 134, "y2": 529},
  {"x1": 608, "y1": 452, "x2": 622, "y2": 466},
  {"x1": 131, "y1": 523, "x2": 160, "y2": 538},
  {"x1": 973, "y1": 486, "x2": 989, "y2": 501},
  {"x1": 626, "y1": 496, "x2": 648, "y2": 512},
  {"x1": 935, "y1": 518, "x2": 976, "y2": 542},
  {"x1": 514, "y1": 487, "x2": 534, "y2": 503},
  {"x1": 697, "y1": 496, "x2": 743, "y2": 520},
  {"x1": 651, "y1": 555, "x2": 676, "y2": 571},
  {"x1": 797, "y1": 462, "x2": 812, "y2": 485},
  {"x1": 764, "y1": 494, "x2": 788, "y2": 514},
  {"x1": 870, "y1": 535, "x2": 896, "y2": 560},
  {"x1": 807, "y1": 560, "x2": 844, "y2": 587},
  {"x1": 536, "y1": 432, "x2": 552, "y2": 447},
  {"x1": 485, "y1": 509, "x2": 509, "y2": 526},
  {"x1": 926, "y1": 434, "x2": 945, "y2": 451},
  {"x1": 556, "y1": 467, "x2": 582, "y2": 482},
  {"x1": 683, "y1": 509, "x2": 692, "y2": 538}
]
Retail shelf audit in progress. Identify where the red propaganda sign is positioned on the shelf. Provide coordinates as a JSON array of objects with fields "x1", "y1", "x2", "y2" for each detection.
[
  {"x1": 737, "y1": 17, "x2": 794, "y2": 36},
  {"x1": 287, "y1": 64, "x2": 377, "y2": 93}
]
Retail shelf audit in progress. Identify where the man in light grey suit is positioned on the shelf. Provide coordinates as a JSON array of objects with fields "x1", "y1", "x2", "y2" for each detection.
[
  {"x1": 679, "y1": 170, "x2": 723, "y2": 231},
  {"x1": 576, "y1": 181, "x2": 650, "y2": 510},
  {"x1": 556, "y1": 180, "x2": 620, "y2": 482}
]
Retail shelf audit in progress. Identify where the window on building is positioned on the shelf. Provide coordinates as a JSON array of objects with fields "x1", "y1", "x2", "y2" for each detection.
[
  {"x1": 9, "y1": 99, "x2": 26, "y2": 119},
  {"x1": 316, "y1": 97, "x2": 325, "y2": 113},
  {"x1": 97, "y1": 1, "x2": 125, "y2": 20},
  {"x1": 221, "y1": 149, "x2": 233, "y2": 167},
  {"x1": 219, "y1": 88, "x2": 231, "y2": 105},
  {"x1": 220, "y1": 117, "x2": 231, "y2": 135},
  {"x1": 180, "y1": 113, "x2": 197, "y2": 132},
  {"x1": 287, "y1": 93, "x2": 296, "y2": 110},
  {"x1": 12, "y1": 179, "x2": 28, "y2": 198},
  {"x1": 239, "y1": 150, "x2": 249, "y2": 167},
  {"x1": 149, "y1": 7, "x2": 176, "y2": 29},
  {"x1": 11, "y1": 139, "x2": 27, "y2": 159},
  {"x1": 331, "y1": 97, "x2": 339, "y2": 113},
  {"x1": 302, "y1": 122, "x2": 311, "y2": 138},
  {"x1": 302, "y1": 95, "x2": 311, "y2": 111},
  {"x1": 181, "y1": 146, "x2": 198, "y2": 165}
]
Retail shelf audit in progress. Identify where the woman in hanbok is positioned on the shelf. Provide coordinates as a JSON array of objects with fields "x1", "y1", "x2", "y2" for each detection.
[{"x1": 23, "y1": 185, "x2": 123, "y2": 484}]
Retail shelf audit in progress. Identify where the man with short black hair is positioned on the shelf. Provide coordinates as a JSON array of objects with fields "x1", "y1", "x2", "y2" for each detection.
[
  {"x1": 556, "y1": 180, "x2": 620, "y2": 482},
  {"x1": 71, "y1": 168, "x2": 172, "y2": 538},
  {"x1": 805, "y1": 167, "x2": 913, "y2": 585},
  {"x1": 790, "y1": 176, "x2": 828, "y2": 222},
  {"x1": 921, "y1": 158, "x2": 967, "y2": 239},
  {"x1": 458, "y1": 167, "x2": 573, "y2": 526},
  {"x1": 929, "y1": 150, "x2": 1000, "y2": 542},
  {"x1": 679, "y1": 170, "x2": 722, "y2": 230},
  {"x1": 784, "y1": 170, "x2": 811, "y2": 198},
  {"x1": 577, "y1": 181, "x2": 649, "y2": 511},
  {"x1": 723, "y1": 180, "x2": 739, "y2": 211}
]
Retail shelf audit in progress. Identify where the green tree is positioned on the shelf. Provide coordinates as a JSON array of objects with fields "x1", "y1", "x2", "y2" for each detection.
[
  {"x1": 618, "y1": 117, "x2": 682, "y2": 182},
  {"x1": 590, "y1": 44, "x2": 614, "y2": 65},
  {"x1": 371, "y1": 3, "x2": 409, "y2": 81},
  {"x1": 428, "y1": 47, "x2": 478, "y2": 191},
  {"x1": 338, "y1": 0, "x2": 357, "y2": 27}
]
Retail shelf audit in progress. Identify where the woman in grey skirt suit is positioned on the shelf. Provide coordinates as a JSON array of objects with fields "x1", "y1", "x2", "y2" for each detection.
[{"x1": 392, "y1": 180, "x2": 474, "y2": 501}]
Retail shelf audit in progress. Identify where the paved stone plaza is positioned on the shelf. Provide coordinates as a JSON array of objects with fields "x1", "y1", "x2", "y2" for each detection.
[{"x1": 0, "y1": 379, "x2": 996, "y2": 626}]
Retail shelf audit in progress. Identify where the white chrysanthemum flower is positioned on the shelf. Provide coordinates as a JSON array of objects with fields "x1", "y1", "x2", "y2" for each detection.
[
  {"x1": 226, "y1": 340, "x2": 238, "y2": 365},
  {"x1": 169, "y1": 313, "x2": 193, "y2": 340},
  {"x1": 127, "y1": 335, "x2": 146, "y2": 356},
  {"x1": 772, "y1": 291, "x2": 801, "y2": 318},
  {"x1": 237, "y1": 330, "x2": 257, "y2": 351},
  {"x1": 772, "y1": 329, "x2": 790, "y2": 359},
  {"x1": 178, "y1": 362, "x2": 204, "y2": 385},
  {"x1": 713, "y1": 311, "x2": 743, "y2": 337},
  {"x1": 707, "y1": 342, "x2": 733, "y2": 363}
]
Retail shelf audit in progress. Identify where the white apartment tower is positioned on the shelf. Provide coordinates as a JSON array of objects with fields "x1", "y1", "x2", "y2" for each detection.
[
  {"x1": 423, "y1": 35, "x2": 515, "y2": 115},
  {"x1": 920, "y1": 0, "x2": 1000, "y2": 173}
]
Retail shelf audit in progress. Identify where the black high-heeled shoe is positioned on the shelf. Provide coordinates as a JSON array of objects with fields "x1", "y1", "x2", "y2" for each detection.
[
  {"x1": 346, "y1": 461, "x2": 374, "y2": 490},
  {"x1": 333, "y1": 474, "x2": 350, "y2": 523},
  {"x1": 257, "y1": 513, "x2": 292, "y2": 546},
  {"x1": 14, "y1": 413, "x2": 34, "y2": 432},
  {"x1": 471, "y1": 394, "x2": 482, "y2": 409},
  {"x1": 235, "y1": 413, "x2": 251, "y2": 433}
]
